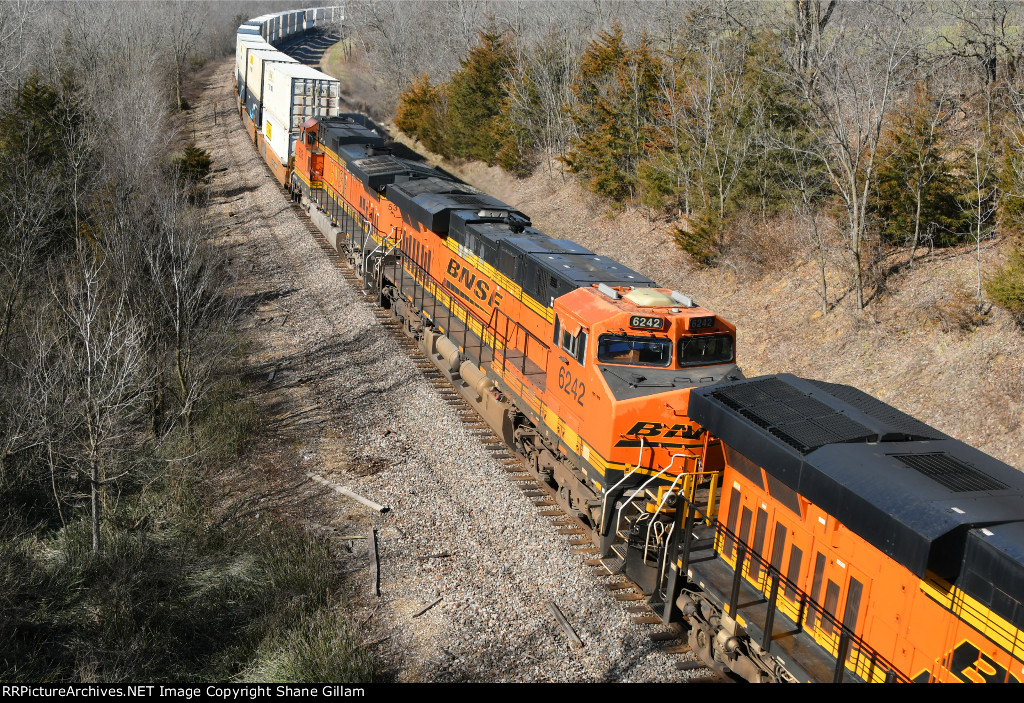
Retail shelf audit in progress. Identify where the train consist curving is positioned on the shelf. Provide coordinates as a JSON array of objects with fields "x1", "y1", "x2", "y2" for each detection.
[{"x1": 235, "y1": 10, "x2": 1024, "y2": 683}]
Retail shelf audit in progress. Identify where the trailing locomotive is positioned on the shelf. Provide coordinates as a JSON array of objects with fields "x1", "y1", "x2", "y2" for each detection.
[
  {"x1": 667, "y1": 374, "x2": 1024, "y2": 682},
  {"x1": 236, "y1": 8, "x2": 1024, "y2": 684}
]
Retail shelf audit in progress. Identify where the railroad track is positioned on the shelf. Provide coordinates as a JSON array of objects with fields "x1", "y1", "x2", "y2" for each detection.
[{"x1": 287, "y1": 199, "x2": 724, "y2": 681}]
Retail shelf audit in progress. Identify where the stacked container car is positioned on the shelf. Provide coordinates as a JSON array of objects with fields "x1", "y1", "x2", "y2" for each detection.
[
  {"x1": 260, "y1": 62, "x2": 340, "y2": 184},
  {"x1": 244, "y1": 49, "x2": 298, "y2": 127},
  {"x1": 232, "y1": 7, "x2": 344, "y2": 186}
]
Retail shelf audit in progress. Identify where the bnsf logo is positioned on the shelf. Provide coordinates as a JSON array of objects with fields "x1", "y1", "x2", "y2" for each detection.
[
  {"x1": 625, "y1": 421, "x2": 704, "y2": 439},
  {"x1": 446, "y1": 258, "x2": 504, "y2": 307}
]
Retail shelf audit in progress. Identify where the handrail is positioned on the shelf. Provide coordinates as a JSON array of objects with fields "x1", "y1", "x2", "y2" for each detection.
[
  {"x1": 670, "y1": 491, "x2": 911, "y2": 683},
  {"x1": 614, "y1": 460, "x2": 677, "y2": 540},
  {"x1": 643, "y1": 459, "x2": 690, "y2": 562},
  {"x1": 599, "y1": 437, "x2": 645, "y2": 534}
]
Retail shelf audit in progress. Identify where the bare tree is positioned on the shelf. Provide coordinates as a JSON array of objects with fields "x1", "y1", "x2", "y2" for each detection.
[
  {"x1": 939, "y1": 0, "x2": 1023, "y2": 134},
  {"x1": 166, "y1": 1, "x2": 204, "y2": 111},
  {"x1": 147, "y1": 196, "x2": 236, "y2": 433},
  {"x1": 49, "y1": 247, "x2": 149, "y2": 555},
  {"x1": 676, "y1": 32, "x2": 755, "y2": 222},
  {"x1": 793, "y1": 0, "x2": 837, "y2": 72},
  {"x1": 782, "y1": 1, "x2": 920, "y2": 311},
  {"x1": 960, "y1": 132, "x2": 999, "y2": 301},
  {"x1": 0, "y1": 0, "x2": 36, "y2": 96}
]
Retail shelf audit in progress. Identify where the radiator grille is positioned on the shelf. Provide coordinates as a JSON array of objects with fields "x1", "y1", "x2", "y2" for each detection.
[{"x1": 892, "y1": 453, "x2": 1007, "y2": 492}]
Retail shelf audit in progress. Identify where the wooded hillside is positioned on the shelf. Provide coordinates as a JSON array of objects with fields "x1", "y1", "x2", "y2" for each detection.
[
  {"x1": 352, "y1": 0, "x2": 1024, "y2": 322},
  {"x1": 0, "y1": 1, "x2": 374, "y2": 682}
]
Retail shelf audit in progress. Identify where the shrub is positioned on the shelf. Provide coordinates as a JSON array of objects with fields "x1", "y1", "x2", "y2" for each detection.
[
  {"x1": 674, "y1": 211, "x2": 721, "y2": 266},
  {"x1": 985, "y1": 243, "x2": 1024, "y2": 324}
]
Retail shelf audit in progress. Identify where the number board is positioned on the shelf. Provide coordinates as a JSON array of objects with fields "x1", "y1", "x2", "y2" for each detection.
[
  {"x1": 689, "y1": 316, "x2": 716, "y2": 329},
  {"x1": 629, "y1": 315, "x2": 666, "y2": 330}
]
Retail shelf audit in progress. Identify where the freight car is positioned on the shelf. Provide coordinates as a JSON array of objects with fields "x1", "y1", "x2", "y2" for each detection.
[{"x1": 235, "y1": 7, "x2": 1024, "y2": 684}]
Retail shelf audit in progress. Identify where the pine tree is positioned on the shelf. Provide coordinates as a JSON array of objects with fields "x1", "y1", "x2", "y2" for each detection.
[
  {"x1": 445, "y1": 26, "x2": 513, "y2": 163},
  {"x1": 394, "y1": 74, "x2": 448, "y2": 156},
  {"x1": 563, "y1": 23, "x2": 662, "y2": 202},
  {"x1": 985, "y1": 241, "x2": 1024, "y2": 324},
  {"x1": 871, "y1": 84, "x2": 965, "y2": 261},
  {"x1": 0, "y1": 74, "x2": 88, "y2": 255}
]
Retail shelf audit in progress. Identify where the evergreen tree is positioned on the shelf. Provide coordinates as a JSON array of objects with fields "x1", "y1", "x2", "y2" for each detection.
[
  {"x1": 394, "y1": 74, "x2": 448, "y2": 157},
  {"x1": 0, "y1": 74, "x2": 89, "y2": 256},
  {"x1": 731, "y1": 32, "x2": 825, "y2": 219},
  {"x1": 871, "y1": 85, "x2": 965, "y2": 260},
  {"x1": 985, "y1": 240, "x2": 1024, "y2": 324},
  {"x1": 563, "y1": 23, "x2": 662, "y2": 202},
  {"x1": 445, "y1": 26, "x2": 513, "y2": 163},
  {"x1": 495, "y1": 34, "x2": 572, "y2": 177}
]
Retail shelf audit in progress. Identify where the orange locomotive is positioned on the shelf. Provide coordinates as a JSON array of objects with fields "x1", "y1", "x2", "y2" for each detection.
[
  {"x1": 290, "y1": 115, "x2": 741, "y2": 562},
  {"x1": 667, "y1": 374, "x2": 1024, "y2": 682}
]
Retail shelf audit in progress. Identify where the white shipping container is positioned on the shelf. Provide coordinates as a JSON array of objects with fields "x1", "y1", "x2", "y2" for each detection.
[
  {"x1": 263, "y1": 110, "x2": 291, "y2": 163},
  {"x1": 237, "y1": 38, "x2": 273, "y2": 90},
  {"x1": 246, "y1": 49, "x2": 297, "y2": 103},
  {"x1": 263, "y1": 63, "x2": 341, "y2": 132}
]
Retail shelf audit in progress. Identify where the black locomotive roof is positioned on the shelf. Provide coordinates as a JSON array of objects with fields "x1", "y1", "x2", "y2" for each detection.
[
  {"x1": 388, "y1": 177, "x2": 516, "y2": 234},
  {"x1": 318, "y1": 116, "x2": 384, "y2": 154},
  {"x1": 528, "y1": 251, "x2": 651, "y2": 285},
  {"x1": 689, "y1": 374, "x2": 1024, "y2": 585},
  {"x1": 960, "y1": 522, "x2": 1024, "y2": 628},
  {"x1": 333, "y1": 145, "x2": 439, "y2": 194}
]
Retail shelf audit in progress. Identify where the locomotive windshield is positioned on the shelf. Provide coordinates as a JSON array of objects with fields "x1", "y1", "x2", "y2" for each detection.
[
  {"x1": 597, "y1": 334, "x2": 672, "y2": 367},
  {"x1": 679, "y1": 334, "x2": 734, "y2": 366}
]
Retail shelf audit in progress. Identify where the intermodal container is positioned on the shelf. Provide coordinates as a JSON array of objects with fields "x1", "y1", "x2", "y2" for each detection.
[
  {"x1": 236, "y1": 38, "x2": 272, "y2": 89},
  {"x1": 246, "y1": 49, "x2": 297, "y2": 104},
  {"x1": 262, "y1": 63, "x2": 341, "y2": 132},
  {"x1": 262, "y1": 110, "x2": 291, "y2": 165}
]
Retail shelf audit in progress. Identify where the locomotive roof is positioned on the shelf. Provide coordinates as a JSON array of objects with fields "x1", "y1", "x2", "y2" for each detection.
[
  {"x1": 330, "y1": 143, "x2": 440, "y2": 194},
  {"x1": 354, "y1": 156, "x2": 439, "y2": 193},
  {"x1": 443, "y1": 209, "x2": 654, "y2": 295},
  {"x1": 388, "y1": 177, "x2": 515, "y2": 234},
  {"x1": 318, "y1": 118, "x2": 384, "y2": 154},
  {"x1": 689, "y1": 373, "x2": 1024, "y2": 624}
]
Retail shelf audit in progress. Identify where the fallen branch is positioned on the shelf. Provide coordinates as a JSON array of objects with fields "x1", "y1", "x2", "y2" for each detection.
[
  {"x1": 307, "y1": 473, "x2": 389, "y2": 513},
  {"x1": 369, "y1": 528, "x2": 379, "y2": 597},
  {"x1": 546, "y1": 601, "x2": 583, "y2": 649},
  {"x1": 412, "y1": 597, "x2": 442, "y2": 618},
  {"x1": 417, "y1": 552, "x2": 452, "y2": 560}
]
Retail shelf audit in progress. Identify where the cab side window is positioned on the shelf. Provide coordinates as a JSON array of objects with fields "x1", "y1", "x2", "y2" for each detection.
[
  {"x1": 553, "y1": 315, "x2": 587, "y2": 364},
  {"x1": 561, "y1": 328, "x2": 587, "y2": 365}
]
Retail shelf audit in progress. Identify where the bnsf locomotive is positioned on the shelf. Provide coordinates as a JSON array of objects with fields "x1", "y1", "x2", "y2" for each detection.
[
  {"x1": 289, "y1": 114, "x2": 740, "y2": 538},
  {"x1": 236, "y1": 9, "x2": 1024, "y2": 683}
]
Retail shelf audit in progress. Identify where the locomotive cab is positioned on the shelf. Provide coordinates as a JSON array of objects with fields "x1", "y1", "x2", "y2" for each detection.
[
  {"x1": 549, "y1": 285, "x2": 740, "y2": 478},
  {"x1": 548, "y1": 285, "x2": 741, "y2": 587},
  {"x1": 292, "y1": 118, "x2": 324, "y2": 197}
]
